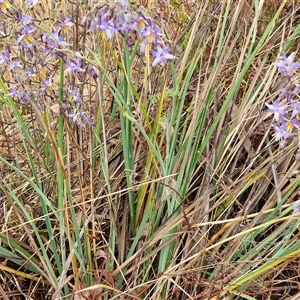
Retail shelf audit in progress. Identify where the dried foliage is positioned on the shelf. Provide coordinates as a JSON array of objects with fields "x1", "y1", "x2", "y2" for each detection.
[{"x1": 1, "y1": 0, "x2": 300, "y2": 299}]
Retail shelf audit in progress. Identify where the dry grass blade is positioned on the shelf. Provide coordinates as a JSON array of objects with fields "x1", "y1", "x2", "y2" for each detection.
[{"x1": 1, "y1": 0, "x2": 300, "y2": 299}]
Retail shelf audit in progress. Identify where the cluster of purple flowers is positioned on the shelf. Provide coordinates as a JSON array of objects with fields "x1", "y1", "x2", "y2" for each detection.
[
  {"x1": 0, "y1": 1, "x2": 175, "y2": 127},
  {"x1": 0, "y1": 2, "x2": 97, "y2": 126},
  {"x1": 82, "y1": 1, "x2": 175, "y2": 66},
  {"x1": 267, "y1": 52, "x2": 300, "y2": 145}
]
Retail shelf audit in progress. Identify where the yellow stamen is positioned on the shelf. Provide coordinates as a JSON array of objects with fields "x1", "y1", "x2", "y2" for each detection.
[
  {"x1": 286, "y1": 121, "x2": 294, "y2": 133},
  {"x1": 0, "y1": 0, "x2": 10, "y2": 13}
]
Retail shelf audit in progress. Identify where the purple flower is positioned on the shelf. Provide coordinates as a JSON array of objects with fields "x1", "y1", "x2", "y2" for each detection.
[
  {"x1": 86, "y1": 17, "x2": 99, "y2": 33},
  {"x1": 68, "y1": 87, "x2": 82, "y2": 104},
  {"x1": 7, "y1": 89, "x2": 31, "y2": 104},
  {"x1": 115, "y1": 14, "x2": 133, "y2": 32},
  {"x1": 64, "y1": 59, "x2": 85, "y2": 73},
  {"x1": 17, "y1": 25, "x2": 36, "y2": 43},
  {"x1": 273, "y1": 52, "x2": 300, "y2": 77},
  {"x1": 293, "y1": 200, "x2": 300, "y2": 215},
  {"x1": 87, "y1": 64, "x2": 99, "y2": 81},
  {"x1": 141, "y1": 26, "x2": 162, "y2": 44},
  {"x1": 278, "y1": 81, "x2": 300, "y2": 102},
  {"x1": 59, "y1": 17, "x2": 74, "y2": 33},
  {"x1": 0, "y1": 50, "x2": 10, "y2": 64},
  {"x1": 49, "y1": 31, "x2": 70, "y2": 47},
  {"x1": 26, "y1": 0, "x2": 38, "y2": 6},
  {"x1": 25, "y1": 67, "x2": 37, "y2": 79},
  {"x1": 134, "y1": 14, "x2": 152, "y2": 30},
  {"x1": 20, "y1": 15, "x2": 32, "y2": 24},
  {"x1": 285, "y1": 118, "x2": 300, "y2": 131},
  {"x1": 14, "y1": 10, "x2": 33, "y2": 24},
  {"x1": 7, "y1": 88, "x2": 21, "y2": 98},
  {"x1": 115, "y1": 0, "x2": 130, "y2": 10},
  {"x1": 39, "y1": 32, "x2": 69, "y2": 54},
  {"x1": 291, "y1": 102, "x2": 300, "y2": 118},
  {"x1": 8, "y1": 60, "x2": 22, "y2": 70},
  {"x1": 151, "y1": 45, "x2": 175, "y2": 66},
  {"x1": 68, "y1": 110, "x2": 93, "y2": 127},
  {"x1": 97, "y1": 14, "x2": 118, "y2": 39},
  {"x1": 42, "y1": 76, "x2": 53, "y2": 90},
  {"x1": 266, "y1": 99, "x2": 287, "y2": 122},
  {"x1": 68, "y1": 111, "x2": 85, "y2": 125},
  {"x1": 139, "y1": 25, "x2": 163, "y2": 54},
  {"x1": 272, "y1": 123, "x2": 291, "y2": 141}
]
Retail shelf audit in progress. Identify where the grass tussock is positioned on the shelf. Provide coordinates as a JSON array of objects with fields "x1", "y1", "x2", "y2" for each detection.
[{"x1": 1, "y1": 0, "x2": 300, "y2": 299}]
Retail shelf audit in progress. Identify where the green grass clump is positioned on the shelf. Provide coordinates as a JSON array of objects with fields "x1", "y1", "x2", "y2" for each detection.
[{"x1": 1, "y1": 0, "x2": 300, "y2": 299}]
